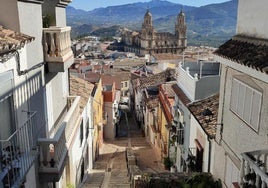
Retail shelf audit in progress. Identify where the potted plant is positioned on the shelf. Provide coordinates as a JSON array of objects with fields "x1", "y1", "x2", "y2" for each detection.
[{"x1": 163, "y1": 157, "x2": 173, "y2": 170}]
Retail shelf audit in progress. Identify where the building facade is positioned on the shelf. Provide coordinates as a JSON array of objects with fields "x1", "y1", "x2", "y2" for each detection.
[
  {"x1": 0, "y1": 0, "x2": 90, "y2": 187},
  {"x1": 122, "y1": 9, "x2": 187, "y2": 56},
  {"x1": 213, "y1": 0, "x2": 268, "y2": 187}
]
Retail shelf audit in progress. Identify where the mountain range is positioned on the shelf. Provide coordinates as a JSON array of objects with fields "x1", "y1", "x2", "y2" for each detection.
[{"x1": 67, "y1": 0, "x2": 238, "y2": 47}]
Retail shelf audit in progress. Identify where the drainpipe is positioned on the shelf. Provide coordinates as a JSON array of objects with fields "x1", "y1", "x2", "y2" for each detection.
[
  {"x1": 207, "y1": 136, "x2": 212, "y2": 173},
  {"x1": 14, "y1": 50, "x2": 45, "y2": 76}
]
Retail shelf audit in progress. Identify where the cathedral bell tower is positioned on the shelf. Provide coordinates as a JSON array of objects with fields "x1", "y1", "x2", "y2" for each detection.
[
  {"x1": 175, "y1": 9, "x2": 187, "y2": 47},
  {"x1": 141, "y1": 9, "x2": 154, "y2": 44}
]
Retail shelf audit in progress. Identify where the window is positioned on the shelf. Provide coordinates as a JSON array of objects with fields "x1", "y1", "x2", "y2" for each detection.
[
  {"x1": 0, "y1": 71, "x2": 15, "y2": 140},
  {"x1": 230, "y1": 78, "x2": 262, "y2": 131},
  {"x1": 80, "y1": 120, "x2": 84, "y2": 146},
  {"x1": 121, "y1": 82, "x2": 124, "y2": 88},
  {"x1": 124, "y1": 81, "x2": 128, "y2": 88},
  {"x1": 177, "y1": 122, "x2": 184, "y2": 145},
  {"x1": 86, "y1": 119, "x2": 89, "y2": 139}
]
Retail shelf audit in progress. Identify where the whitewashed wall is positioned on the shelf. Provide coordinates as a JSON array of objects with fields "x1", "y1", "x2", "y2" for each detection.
[{"x1": 237, "y1": 0, "x2": 268, "y2": 39}]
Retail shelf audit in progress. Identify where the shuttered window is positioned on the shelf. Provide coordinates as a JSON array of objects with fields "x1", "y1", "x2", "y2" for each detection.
[{"x1": 230, "y1": 78, "x2": 262, "y2": 132}]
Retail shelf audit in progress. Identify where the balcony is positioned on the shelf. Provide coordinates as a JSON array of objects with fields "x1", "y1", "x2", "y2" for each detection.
[
  {"x1": 38, "y1": 96, "x2": 80, "y2": 182},
  {"x1": 0, "y1": 112, "x2": 38, "y2": 188},
  {"x1": 241, "y1": 150, "x2": 268, "y2": 188},
  {"x1": 43, "y1": 26, "x2": 74, "y2": 72}
]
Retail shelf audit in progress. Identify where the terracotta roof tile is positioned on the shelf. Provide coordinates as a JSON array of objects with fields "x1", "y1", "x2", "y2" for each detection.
[
  {"x1": 113, "y1": 58, "x2": 146, "y2": 67},
  {"x1": 70, "y1": 75, "x2": 95, "y2": 113},
  {"x1": 103, "y1": 69, "x2": 131, "y2": 81},
  {"x1": 133, "y1": 68, "x2": 176, "y2": 90},
  {"x1": 161, "y1": 82, "x2": 176, "y2": 98},
  {"x1": 0, "y1": 25, "x2": 34, "y2": 54},
  {"x1": 131, "y1": 72, "x2": 142, "y2": 80},
  {"x1": 84, "y1": 72, "x2": 100, "y2": 84},
  {"x1": 188, "y1": 94, "x2": 219, "y2": 138},
  {"x1": 146, "y1": 97, "x2": 159, "y2": 109},
  {"x1": 214, "y1": 35, "x2": 268, "y2": 74},
  {"x1": 152, "y1": 53, "x2": 181, "y2": 61}
]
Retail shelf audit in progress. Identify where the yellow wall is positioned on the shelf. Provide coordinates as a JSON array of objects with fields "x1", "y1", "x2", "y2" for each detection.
[{"x1": 92, "y1": 78, "x2": 103, "y2": 159}]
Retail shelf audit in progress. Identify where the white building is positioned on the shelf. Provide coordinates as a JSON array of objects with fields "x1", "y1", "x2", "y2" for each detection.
[
  {"x1": 172, "y1": 61, "x2": 220, "y2": 173},
  {"x1": 0, "y1": 0, "x2": 90, "y2": 187},
  {"x1": 187, "y1": 94, "x2": 219, "y2": 173},
  {"x1": 213, "y1": 0, "x2": 268, "y2": 187},
  {"x1": 69, "y1": 75, "x2": 95, "y2": 185},
  {"x1": 0, "y1": 25, "x2": 43, "y2": 188}
]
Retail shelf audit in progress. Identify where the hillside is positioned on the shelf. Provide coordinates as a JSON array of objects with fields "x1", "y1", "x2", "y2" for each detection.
[{"x1": 67, "y1": 0, "x2": 238, "y2": 46}]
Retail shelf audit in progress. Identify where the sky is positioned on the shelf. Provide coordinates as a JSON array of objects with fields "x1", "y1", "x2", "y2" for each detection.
[{"x1": 70, "y1": 0, "x2": 230, "y2": 11}]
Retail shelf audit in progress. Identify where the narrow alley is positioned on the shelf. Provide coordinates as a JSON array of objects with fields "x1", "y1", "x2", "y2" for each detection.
[{"x1": 81, "y1": 111, "x2": 166, "y2": 188}]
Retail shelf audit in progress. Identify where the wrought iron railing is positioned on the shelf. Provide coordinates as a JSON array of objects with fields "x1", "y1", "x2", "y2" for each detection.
[{"x1": 0, "y1": 112, "x2": 38, "y2": 188}]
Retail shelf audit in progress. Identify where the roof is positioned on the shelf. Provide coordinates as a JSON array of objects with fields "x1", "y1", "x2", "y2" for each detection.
[
  {"x1": 84, "y1": 72, "x2": 100, "y2": 84},
  {"x1": 113, "y1": 58, "x2": 146, "y2": 67},
  {"x1": 188, "y1": 94, "x2": 219, "y2": 138},
  {"x1": 0, "y1": 25, "x2": 34, "y2": 55},
  {"x1": 214, "y1": 35, "x2": 268, "y2": 74},
  {"x1": 70, "y1": 75, "x2": 94, "y2": 113},
  {"x1": 172, "y1": 84, "x2": 191, "y2": 105},
  {"x1": 146, "y1": 97, "x2": 159, "y2": 109},
  {"x1": 101, "y1": 74, "x2": 121, "y2": 90},
  {"x1": 103, "y1": 68, "x2": 131, "y2": 81},
  {"x1": 152, "y1": 53, "x2": 181, "y2": 61},
  {"x1": 160, "y1": 82, "x2": 176, "y2": 98},
  {"x1": 133, "y1": 65, "x2": 154, "y2": 76},
  {"x1": 132, "y1": 68, "x2": 176, "y2": 90},
  {"x1": 131, "y1": 72, "x2": 142, "y2": 81}
]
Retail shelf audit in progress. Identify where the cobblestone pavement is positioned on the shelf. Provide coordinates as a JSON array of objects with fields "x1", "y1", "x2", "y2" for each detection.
[{"x1": 81, "y1": 111, "x2": 166, "y2": 188}]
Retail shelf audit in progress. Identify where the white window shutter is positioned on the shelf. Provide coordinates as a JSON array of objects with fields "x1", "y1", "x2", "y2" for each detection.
[
  {"x1": 250, "y1": 91, "x2": 262, "y2": 131},
  {"x1": 231, "y1": 77, "x2": 262, "y2": 132},
  {"x1": 230, "y1": 79, "x2": 239, "y2": 112},
  {"x1": 237, "y1": 83, "x2": 246, "y2": 117},
  {"x1": 243, "y1": 87, "x2": 253, "y2": 124}
]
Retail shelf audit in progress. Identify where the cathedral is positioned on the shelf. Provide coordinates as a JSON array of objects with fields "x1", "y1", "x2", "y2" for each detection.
[{"x1": 121, "y1": 9, "x2": 187, "y2": 56}]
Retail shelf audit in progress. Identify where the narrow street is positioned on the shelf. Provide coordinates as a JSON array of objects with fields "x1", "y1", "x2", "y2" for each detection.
[{"x1": 81, "y1": 111, "x2": 166, "y2": 188}]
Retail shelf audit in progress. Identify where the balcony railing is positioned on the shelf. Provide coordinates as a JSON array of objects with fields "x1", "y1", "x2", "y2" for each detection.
[
  {"x1": 0, "y1": 112, "x2": 38, "y2": 188},
  {"x1": 38, "y1": 96, "x2": 80, "y2": 182},
  {"x1": 241, "y1": 150, "x2": 268, "y2": 188},
  {"x1": 43, "y1": 26, "x2": 73, "y2": 72}
]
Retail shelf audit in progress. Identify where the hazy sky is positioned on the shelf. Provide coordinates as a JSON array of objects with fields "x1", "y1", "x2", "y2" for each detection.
[{"x1": 70, "y1": 0, "x2": 230, "y2": 11}]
